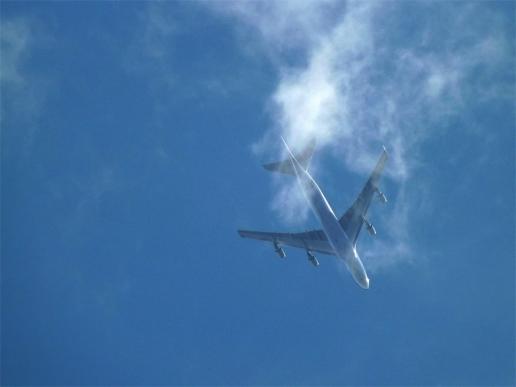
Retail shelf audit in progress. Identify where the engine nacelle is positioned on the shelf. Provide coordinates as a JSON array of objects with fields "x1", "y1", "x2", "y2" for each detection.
[
  {"x1": 273, "y1": 241, "x2": 286, "y2": 258},
  {"x1": 362, "y1": 216, "x2": 377, "y2": 236},
  {"x1": 376, "y1": 189, "x2": 387, "y2": 204},
  {"x1": 366, "y1": 222, "x2": 377, "y2": 236},
  {"x1": 307, "y1": 251, "x2": 319, "y2": 267}
]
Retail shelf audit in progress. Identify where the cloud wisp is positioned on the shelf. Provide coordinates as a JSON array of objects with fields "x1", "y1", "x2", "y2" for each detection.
[
  {"x1": 1, "y1": 16, "x2": 55, "y2": 161},
  {"x1": 213, "y1": 1, "x2": 512, "y2": 271},
  {"x1": 1, "y1": 18, "x2": 31, "y2": 87}
]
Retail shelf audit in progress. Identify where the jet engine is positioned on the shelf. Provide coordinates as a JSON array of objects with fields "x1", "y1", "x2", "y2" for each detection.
[
  {"x1": 376, "y1": 189, "x2": 387, "y2": 203},
  {"x1": 366, "y1": 222, "x2": 377, "y2": 236},
  {"x1": 362, "y1": 216, "x2": 377, "y2": 236},
  {"x1": 273, "y1": 241, "x2": 286, "y2": 258},
  {"x1": 307, "y1": 251, "x2": 319, "y2": 267}
]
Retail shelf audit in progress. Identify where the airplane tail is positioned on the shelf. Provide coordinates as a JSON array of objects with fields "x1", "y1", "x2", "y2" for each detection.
[{"x1": 262, "y1": 138, "x2": 316, "y2": 175}]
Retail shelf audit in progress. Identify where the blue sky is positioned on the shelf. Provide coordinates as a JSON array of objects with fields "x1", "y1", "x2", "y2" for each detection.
[{"x1": 1, "y1": 1, "x2": 514, "y2": 385}]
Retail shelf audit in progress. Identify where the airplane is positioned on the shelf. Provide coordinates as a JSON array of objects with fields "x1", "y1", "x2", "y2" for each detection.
[{"x1": 238, "y1": 138, "x2": 388, "y2": 289}]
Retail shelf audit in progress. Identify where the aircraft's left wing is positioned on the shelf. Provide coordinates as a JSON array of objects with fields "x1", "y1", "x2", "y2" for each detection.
[
  {"x1": 339, "y1": 147, "x2": 388, "y2": 244},
  {"x1": 237, "y1": 229, "x2": 336, "y2": 255}
]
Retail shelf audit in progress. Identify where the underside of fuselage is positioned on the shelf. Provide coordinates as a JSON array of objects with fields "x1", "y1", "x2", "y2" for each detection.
[
  {"x1": 325, "y1": 227, "x2": 370, "y2": 289},
  {"x1": 282, "y1": 138, "x2": 370, "y2": 289}
]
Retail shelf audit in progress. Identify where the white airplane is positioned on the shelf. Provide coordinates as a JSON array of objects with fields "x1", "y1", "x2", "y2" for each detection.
[{"x1": 238, "y1": 138, "x2": 388, "y2": 289}]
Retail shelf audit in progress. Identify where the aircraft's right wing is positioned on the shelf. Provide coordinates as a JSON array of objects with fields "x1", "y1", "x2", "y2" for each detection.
[
  {"x1": 237, "y1": 229, "x2": 336, "y2": 255},
  {"x1": 338, "y1": 147, "x2": 388, "y2": 244}
]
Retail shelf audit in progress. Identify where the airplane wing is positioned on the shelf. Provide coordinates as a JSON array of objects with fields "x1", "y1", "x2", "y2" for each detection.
[
  {"x1": 338, "y1": 147, "x2": 388, "y2": 244},
  {"x1": 237, "y1": 229, "x2": 336, "y2": 255}
]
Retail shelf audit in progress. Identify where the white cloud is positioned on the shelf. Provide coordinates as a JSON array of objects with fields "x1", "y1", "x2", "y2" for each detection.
[
  {"x1": 0, "y1": 18, "x2": 30, "y2": 86},
  {"x1": 1, "y1": 16, "x2": 51, "y2": 157},
  {"x1": 141, "y1": 2, "x2": 177, "y2": 60},
  {"x1": 211, "y1": 1, "x2": 512, "y2": 271},
  {"x1": 211, "y1": 0, "x2": 344, "y2": 55},
  {"x1": 124, "y1": 3, "x2": 177, "y2": 89}
]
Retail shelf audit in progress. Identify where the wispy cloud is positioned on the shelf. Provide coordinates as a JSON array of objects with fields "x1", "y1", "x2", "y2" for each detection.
[
  {"x1": 210, "y1": 0, "x2": 345, "y2": 57},
  {"x1": 124, "y1": 3, "x2": 178, "y2": 89},
  {"x1": 1, "y1": 16, "x2": 38, "y2": 128},
  {"x1": 1, "y1": 16, "x2": 52, "y2": 158},
  {"x1": 1, "y1": 18, "x2": 30, "y2": 87},
  {"x1": 211, "y1": 1, "x2": 512, "y2": 270}
]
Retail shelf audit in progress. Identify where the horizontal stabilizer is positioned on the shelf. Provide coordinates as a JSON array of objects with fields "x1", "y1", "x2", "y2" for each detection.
[{"x1": 263, "y1": 138, "x2": 316, "y2": 175}]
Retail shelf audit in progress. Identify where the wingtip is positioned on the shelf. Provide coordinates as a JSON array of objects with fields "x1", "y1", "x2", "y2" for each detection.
[{"x1": 382, "y1": 145, "x2": 388, "y2": 157}]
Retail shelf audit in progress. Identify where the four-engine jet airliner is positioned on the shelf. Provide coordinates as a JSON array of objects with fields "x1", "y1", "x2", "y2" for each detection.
[{"x1": 238, "y1": 138, "x2": 388, "y2": 289}]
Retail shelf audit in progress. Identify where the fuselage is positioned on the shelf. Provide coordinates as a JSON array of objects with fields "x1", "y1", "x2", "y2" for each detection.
[{"x1": 286, "y1": 149, "x2": 370, "y2": 289}]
